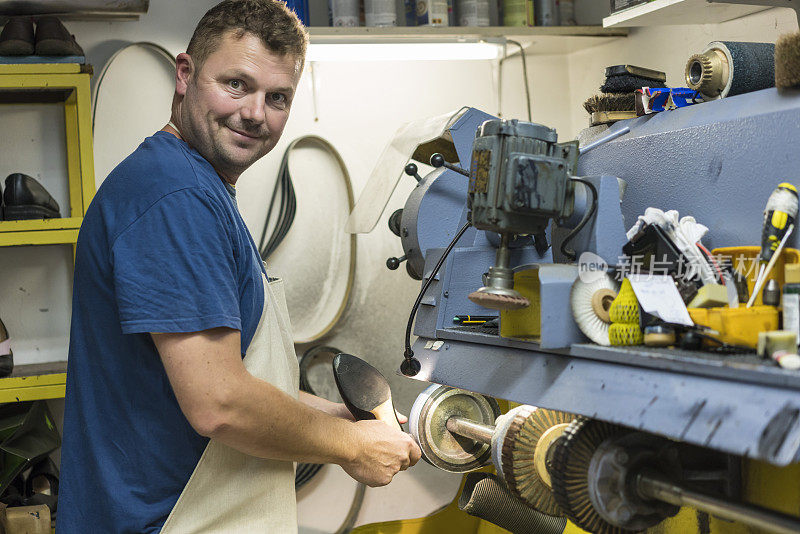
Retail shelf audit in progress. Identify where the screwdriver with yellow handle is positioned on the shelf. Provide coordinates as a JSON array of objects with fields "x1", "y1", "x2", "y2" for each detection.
[{"x1": 747, "y1": 182, "x2": 799, "y2": 308}]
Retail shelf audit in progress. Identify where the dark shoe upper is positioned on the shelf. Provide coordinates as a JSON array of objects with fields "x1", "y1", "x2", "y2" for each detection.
[
  {"x1": 3, "y1": 173, "x2": 60, "y2": 214},
  {"x1": 0, "y1": 317, "x2": 12, "y2": 379},
  {"x1": 0, "y1": 17, "x2": 35, "y2": 56},
  {"x1": 34, "y1": 16, "x2": 83, "y2": 56}
]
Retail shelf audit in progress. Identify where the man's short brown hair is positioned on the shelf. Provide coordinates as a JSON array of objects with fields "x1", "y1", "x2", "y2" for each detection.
[{"x1": 188, "y1": 0, "x2": 308, "y2": 70}]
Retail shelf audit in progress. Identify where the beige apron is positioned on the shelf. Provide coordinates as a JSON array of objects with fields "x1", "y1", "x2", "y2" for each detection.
[{"x1": 161, "y1": 275, "x2": 300, "y2": 533}]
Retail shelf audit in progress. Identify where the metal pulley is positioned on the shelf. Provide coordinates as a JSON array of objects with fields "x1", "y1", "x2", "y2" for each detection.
[
  {"x1": 409, "y1": 384, "x2": 574, "y2": 516},
  {"x1": 409, "y1": 384, "x2": 500, "y2": 473}
]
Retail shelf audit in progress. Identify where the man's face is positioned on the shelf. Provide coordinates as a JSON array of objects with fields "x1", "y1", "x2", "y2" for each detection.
[{"x1": 177, "y1": 31, "x2": 302, "y2": 179}]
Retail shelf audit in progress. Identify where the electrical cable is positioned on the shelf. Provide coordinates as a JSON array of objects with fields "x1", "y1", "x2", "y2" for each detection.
[
  {"x1": 506, "y1": 39, "x2": 532, "y2": 122},
  {"x1": 91, "y1": 41, "x2": 176, "y2": 133},
  {"x1": 402, "y1": 221, "x2": 472, "y2": 376},
  {"x1": 560, "y1": 178, "x2": 598, "y2": 262},
  {"x1": 259, "y1": 145, "x2": 297, "y2": 260},
  {"x1": 260, "y1": 136, "x2": 356, "y2": 343}
]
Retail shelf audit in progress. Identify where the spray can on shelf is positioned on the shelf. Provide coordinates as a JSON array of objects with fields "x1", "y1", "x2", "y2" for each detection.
[
  {"x1": 456, "y1": 0, "x2": 490, "y2": 26},
  {"x1": 404, "y1": 0, "x2": 416, "y2": 25},
  {"x1": 503, "y1": 0, "x2": 531, "y2": 26},
  {"x1": 331, "y1": 0, "x2": 360, "y2": 26},
  {"x1": 558, "y1": 0, "x2": 575, "y2": 25},
  {"x1": 534, "y1": 0, "x2": 558, "y2": 25},
  {"x1": 417, "y1": 0, "x2": 449, "y2": 25},
  {"x1": 365, "y1": 0, "x2": 397, "y2": 25}
]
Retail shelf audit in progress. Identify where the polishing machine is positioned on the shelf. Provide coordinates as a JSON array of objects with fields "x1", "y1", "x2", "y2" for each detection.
[{"x1": 350, "y1": 88, "x2": 800, "y2": 533}]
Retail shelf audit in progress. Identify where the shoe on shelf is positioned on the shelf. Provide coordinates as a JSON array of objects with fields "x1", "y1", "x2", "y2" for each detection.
[
  {"x1": 24, "y1": 456, "x2": 59, "y2": 519},
  {"x1": 0, "y1": 318, "x2": 12, "y2": 379},
  {"x1": 0, "y1": 17, "x2": 35, "y2": 56},
  {"x1": 34, "y1": 16, "x2": 83, "y2": 57},
  {"x1": 2, "y1": 173, "x2": 60, "y2": 221}
]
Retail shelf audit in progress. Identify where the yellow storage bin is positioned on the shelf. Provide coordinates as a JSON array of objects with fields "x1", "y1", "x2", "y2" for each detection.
[
  {"x1": 688, "y1": 306, "x2": 779, "y2": 348},
  {"x1": 712, "y1": 246, "x2": 800, "y2": 306}
]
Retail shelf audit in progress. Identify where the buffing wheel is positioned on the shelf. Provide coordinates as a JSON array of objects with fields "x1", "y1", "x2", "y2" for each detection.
[
  {"x1": 495, "y1": 407, "x2": 575, "y2": 517},
  {"x1": 549, "y1": 418, "x2": 633, "y2": 534},
  {"x1": 409, "y1": 385, "x2": 501, "y2": 472},
  {"x1": 468, "y1": 290, "x2": 530, "y2": 311}
]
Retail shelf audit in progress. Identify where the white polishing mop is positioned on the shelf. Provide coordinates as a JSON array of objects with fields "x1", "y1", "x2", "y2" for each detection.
[{"x1": 571, "y1": 274, "x2": 619, "y2": 346}]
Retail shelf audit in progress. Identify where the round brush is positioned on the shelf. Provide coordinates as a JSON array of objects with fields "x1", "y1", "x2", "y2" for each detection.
[
  {"x1": 570, "y1": 274, "x2": 619, "y2": 346},
  {"x1": 776, "y1": 32, "x2": 800, "y2": 90}
]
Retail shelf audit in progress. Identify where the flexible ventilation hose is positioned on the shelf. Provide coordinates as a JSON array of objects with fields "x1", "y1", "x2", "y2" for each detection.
[{"x1": 458, "y1": 472, "x2": 566, "y2": 534}]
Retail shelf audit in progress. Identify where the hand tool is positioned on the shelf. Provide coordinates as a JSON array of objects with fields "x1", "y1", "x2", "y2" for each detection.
[{"x1": 747, "y1": 183, "x2": 799, "y2": 308}]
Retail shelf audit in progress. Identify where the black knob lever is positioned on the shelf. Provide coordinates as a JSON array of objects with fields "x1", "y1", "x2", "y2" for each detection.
[
  {"x1": 430, "y1": 153, "x2": 470, "y2": 177},
  {"x1": 404, "y1": 163, "x2": 422, "y2": 183},
  {"x1": 386, "y1": 255, "x2": 407, "y2": 270}
]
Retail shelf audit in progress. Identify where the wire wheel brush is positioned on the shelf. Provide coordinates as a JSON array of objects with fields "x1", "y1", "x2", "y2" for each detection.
[
  {"x1": 549, "y1": 417, "x2": 633, "y2": 534},
  {"x1": 498, "y1": 407, "x2": 576, "y2": 517}
]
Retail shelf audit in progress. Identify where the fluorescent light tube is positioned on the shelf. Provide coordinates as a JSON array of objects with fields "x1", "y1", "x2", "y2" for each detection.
[{"x1": 306, "y1": 42, "x2": 502, "y2": 62}]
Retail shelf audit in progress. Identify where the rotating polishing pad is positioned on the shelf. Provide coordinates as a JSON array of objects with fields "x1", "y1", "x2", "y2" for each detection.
[
  {"x1": 571, "y1": 274, "x2": 619, "y2": 346},
  {"x1": 410, "y1": 384, "x2": 501, "y2": 472},
  {"x1": 469, "y1": 289, "x2": 530, "y2": 311},
  {"x1": 492, "y1": 407, "x2": 575, "y2": 517}
]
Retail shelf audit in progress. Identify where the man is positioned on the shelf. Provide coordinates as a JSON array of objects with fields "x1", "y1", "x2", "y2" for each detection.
[{"x1": 58, "y1": 1, "x2": 420, "y2": 532}]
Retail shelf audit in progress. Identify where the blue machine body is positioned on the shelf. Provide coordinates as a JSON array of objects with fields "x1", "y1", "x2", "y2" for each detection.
[{"x1": 397, "y1": 90, "x2": 800, "y2": 466}]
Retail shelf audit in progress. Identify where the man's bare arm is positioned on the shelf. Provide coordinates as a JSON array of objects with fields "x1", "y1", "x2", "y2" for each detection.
[
  {"x1": 298, "y1": 391, "x2": 354, "y2": 421},
  {"x1": 151, "y1": 328, "x2": 420, "y2": 486}
]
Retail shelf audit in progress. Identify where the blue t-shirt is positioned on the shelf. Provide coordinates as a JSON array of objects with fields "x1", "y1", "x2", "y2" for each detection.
[{"x1": 59, "y1": 131, "x2": 266, "y2": 533}]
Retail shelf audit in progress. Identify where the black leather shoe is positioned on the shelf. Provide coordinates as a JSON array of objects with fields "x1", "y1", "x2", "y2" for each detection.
[
  {"x1": 0, "y1": 318, "x2": 12, "y2": 379},
  {"x1": 34, "y1": 17, "x2": 83, "y2": 56},
  {"x1": 3, "y1": 174, "x2": 60, "y2": 220},
  {"x1": 0, "y1": 17, "x2": 35, "y2": 56}
]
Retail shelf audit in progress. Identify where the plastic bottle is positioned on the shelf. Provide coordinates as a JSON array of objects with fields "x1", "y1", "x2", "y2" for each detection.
[{"x1": 783, "y1": 264, "x2": 800, "y2": 343}]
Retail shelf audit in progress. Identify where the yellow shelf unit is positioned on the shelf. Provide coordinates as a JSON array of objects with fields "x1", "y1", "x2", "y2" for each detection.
[
  {"x1": 0, "y1": 62, "x2": 95, "y2": 248},
  {"x1": 0, "y1": 362, "x2": 67, "y2": 403},
  {"x1": 0, "y1": 63, "x2": 94, "y2": 402}
]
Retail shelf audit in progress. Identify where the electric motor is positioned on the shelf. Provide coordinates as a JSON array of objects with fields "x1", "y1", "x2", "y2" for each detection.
[{"x1": 468, "y1": 119, "x2": 579, "y2": 236}]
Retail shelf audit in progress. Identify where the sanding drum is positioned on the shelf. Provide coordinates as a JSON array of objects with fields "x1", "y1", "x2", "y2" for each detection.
[{"x1": 686, "y1": 41, "x2": 775, "y2": 100}]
